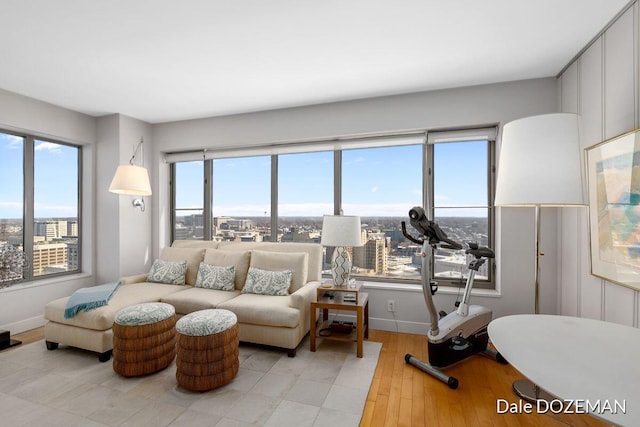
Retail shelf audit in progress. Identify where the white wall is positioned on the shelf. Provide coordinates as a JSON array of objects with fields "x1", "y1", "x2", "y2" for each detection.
[
  {"x1": 152, "y1": 78, "x2": 559, "y2": 333},
  {"x1": 96, "y1": 114, "x2": 154, "y2": 283},
  {"x1": 558, "y1": 2, "x2": 640, "y2": 327},
  {"x1": 0, "y1": 88, "x2": 97, "y2": 333}
]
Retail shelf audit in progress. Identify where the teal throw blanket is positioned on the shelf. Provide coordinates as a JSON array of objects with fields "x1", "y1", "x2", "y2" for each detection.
[{"x1": 64, "y1": 281, "x2": 121, "y2": 319}]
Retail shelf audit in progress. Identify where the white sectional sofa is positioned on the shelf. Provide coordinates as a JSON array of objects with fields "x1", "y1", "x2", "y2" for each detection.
[{"x1": 44, "y1": 240, "x2": 323, "y2": 361}]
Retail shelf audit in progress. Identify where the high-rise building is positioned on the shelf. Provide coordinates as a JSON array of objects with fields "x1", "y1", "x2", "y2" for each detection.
[
  {"x1": 35, "y1": 220, "x2": 68, "y2": 240},
  {"x1": 353, "y1": 231, "x2": 388, "y2": 274},
  {"x1": 32, "y1": 242, "x2": 67, "y2": 276},
  {"x1": 67, "y1": 242, "x2": 79, "y2": 271}
]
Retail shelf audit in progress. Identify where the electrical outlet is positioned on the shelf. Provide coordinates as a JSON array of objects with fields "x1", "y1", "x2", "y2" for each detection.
[{"x1": 387, "y1": 300, "x2": 396, "y2": 312}]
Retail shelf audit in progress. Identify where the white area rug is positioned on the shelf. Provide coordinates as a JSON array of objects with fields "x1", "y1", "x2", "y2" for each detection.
[{"x1": 0, "y1": 336, "x2": 381, "y2": 426}]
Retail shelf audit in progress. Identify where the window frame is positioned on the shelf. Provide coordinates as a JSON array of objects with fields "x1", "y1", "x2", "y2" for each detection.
[
  {"x1": 0, "y1": 129, "x2": 82, "y2": 283},
  {"x1": 426, "y1": 137, "x2": 496, "y2": 289},
  {"x1": 169, "y1": 128, "x2": 496, "y2": 288}
]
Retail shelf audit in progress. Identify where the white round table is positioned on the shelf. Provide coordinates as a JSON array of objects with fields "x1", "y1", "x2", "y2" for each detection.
[{"x1": 488, "y1": 314, "x2": 640, "y2": 426}]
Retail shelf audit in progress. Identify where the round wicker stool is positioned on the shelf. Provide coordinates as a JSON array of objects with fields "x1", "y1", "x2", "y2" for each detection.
[
  {"x1": 112, "y1": 302, "x2": 177, "y2": 377},
  {"x1": 175, "y1": 309, "x2": 239, "y2": 392}
]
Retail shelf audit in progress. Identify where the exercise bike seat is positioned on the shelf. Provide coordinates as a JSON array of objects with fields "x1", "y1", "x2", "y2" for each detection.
[{"x1": 465, "y1": 242, "x2": 495, "y2": 259}]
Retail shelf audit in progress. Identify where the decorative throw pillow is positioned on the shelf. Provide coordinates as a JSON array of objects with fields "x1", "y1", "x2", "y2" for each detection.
[
  {"x1": 194, "y1": 263, "x2": 235, "y2": 291},
  {"x1": 147, "y1": 259, "x2": 188, "y2": 285},
  {"x1": 242, "y1": 267, "x2": 292, "y2": 296},
  {"x1": 249, "y1": 250, "x2": 308, "y2": 293}
]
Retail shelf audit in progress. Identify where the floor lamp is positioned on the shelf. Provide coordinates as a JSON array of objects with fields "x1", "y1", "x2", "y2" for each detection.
[{"x1": 494, "y1": 113, "x2": 586, "y2": 403}]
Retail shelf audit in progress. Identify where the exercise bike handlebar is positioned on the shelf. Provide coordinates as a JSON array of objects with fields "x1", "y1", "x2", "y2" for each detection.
[{"x1": 401, "y1": 206, "x2": 463, "y2": 250}]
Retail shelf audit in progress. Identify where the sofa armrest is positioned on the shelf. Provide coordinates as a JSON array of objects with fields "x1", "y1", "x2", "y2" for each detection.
[
  {"x1": 120, "y1": 273, "x2": 148, "y2": 285},
  {"x1": 290, "y1": 280, "x2": 321, "y2": 311}
]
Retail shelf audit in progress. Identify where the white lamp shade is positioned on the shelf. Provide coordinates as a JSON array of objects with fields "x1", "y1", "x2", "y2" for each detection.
[
  {"x1": 494, "y1": 113, "x2": 585, "y2": 206},
  {"x1": 321, "y1": 215, "x2": 362, "y2": 247},
  {"x1": 109, "y1": 164, "x2": 152, "y2": 196}
]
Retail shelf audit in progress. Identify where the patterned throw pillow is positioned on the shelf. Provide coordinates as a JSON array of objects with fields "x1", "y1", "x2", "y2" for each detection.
[
  {"x1": 242, "y1": 267, "x2": 292, "y2": 296},
  {"x1": 194, "y1": 263, "x2": 235, "y2": 291},
  {"x1": 147, "y1": 259, "x2": 188, "y2": 285}
]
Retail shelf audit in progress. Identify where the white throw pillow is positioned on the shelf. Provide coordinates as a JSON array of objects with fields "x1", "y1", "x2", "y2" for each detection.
[
  {"x1": 242, "y1": 267, "x2": 292, "y2": 296},
  {"x1": 194, "y1": 263, "x2": 235, "y2": 291}
]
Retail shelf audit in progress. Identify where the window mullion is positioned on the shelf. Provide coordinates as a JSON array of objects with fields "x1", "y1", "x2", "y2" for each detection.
[
  {"x1": 270, "y1": 155, "x2": 278, "y2": 242},
  {"x1": 23, "y1": 136, "x2": 34, "y2": 280},
  {"x1": 334, "y1": 150, "x2": 341, "y2": 215},
  {"x1": 204, "y1": 159, "x2": 212, "y2": 240}
]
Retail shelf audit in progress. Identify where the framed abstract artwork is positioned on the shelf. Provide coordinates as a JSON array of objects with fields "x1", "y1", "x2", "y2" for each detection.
[{"x1": 586, "y1": 129, "x2": 640, "y2": 290}]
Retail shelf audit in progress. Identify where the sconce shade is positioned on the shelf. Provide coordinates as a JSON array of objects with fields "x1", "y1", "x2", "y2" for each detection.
[
  {"x1": 109, "y1": 164, "x2": 152, "y2": 196},
  {"x1": 494, "y1": 113, "x2": 585, "y2": 207},
  {"x1": 321, "y1": 215, "x2": 363, "y2": 247}
]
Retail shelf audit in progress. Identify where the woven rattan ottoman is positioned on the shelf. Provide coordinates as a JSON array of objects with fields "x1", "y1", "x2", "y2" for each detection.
[
  {"x1": 175, "y1": 309, "x2": 239, "y2": 392},
  {"x1": 112, "y1": 302, "x2": 177, "y2": 377}
]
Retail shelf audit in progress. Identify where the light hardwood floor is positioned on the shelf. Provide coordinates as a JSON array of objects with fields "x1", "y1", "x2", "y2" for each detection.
[{"x1": 4, "y1": 328, "x2": 608, "y2": 426}]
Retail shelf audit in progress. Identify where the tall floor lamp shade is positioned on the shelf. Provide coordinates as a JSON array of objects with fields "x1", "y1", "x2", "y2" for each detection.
[{"x1": 494, "y1": 113, "x2": 586, "y2": 403}]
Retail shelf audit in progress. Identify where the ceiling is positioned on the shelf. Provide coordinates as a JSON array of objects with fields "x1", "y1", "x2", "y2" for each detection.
[{"x1": 1, "y1": 0, "x2": 631, "y2": 124}]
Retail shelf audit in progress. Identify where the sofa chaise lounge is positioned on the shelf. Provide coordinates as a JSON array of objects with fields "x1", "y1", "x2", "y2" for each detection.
[{"x1": 43, "y1": 240, "x2": 323, "y2": 361}]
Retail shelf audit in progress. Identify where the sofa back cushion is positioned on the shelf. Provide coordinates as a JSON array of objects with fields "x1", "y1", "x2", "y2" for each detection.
[
  {"x1": 203, "y1": 249, "x2": 251, "y2": 290},
  {"x1": 160, "y1": 247, "x2": 205, "y2": 286},
  {"x1": 217, "y1": 242, "x2": 322, "y2": 282},
  {"x1": 171, "y1": 240, "x2": 220, "y2": 249},
  {"x1": 249, "y1": 250, "x2": 308, "y2": 293}
]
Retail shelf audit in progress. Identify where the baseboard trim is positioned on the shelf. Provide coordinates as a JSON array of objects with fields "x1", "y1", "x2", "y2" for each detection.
[
  {"x1": 1, "y1": 315, "x2": 45, "y2": 335},
  {"x1": 328, "y1": 313, "x2": 429, "y2": 335}
]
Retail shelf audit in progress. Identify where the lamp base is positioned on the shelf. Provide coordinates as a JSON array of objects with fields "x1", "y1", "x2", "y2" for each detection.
[
  {"x1": 513, "y1": 379, "x2": 560, "y2": 409},
  {"x1": 331, "y1": 246, "x2": 352, "y2": 287}
]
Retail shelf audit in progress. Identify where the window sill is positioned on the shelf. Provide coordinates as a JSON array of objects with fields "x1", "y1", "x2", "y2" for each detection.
[
  {"x1": 361, "y1": 280, "x2": 501, "y2": 298},
  {"x1": 0, "y1": 272, "x2": 92, "y2": 294}
]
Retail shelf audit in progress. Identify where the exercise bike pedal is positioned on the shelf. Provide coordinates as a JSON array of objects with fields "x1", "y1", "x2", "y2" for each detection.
[{"x1": 438, "y1": 310, "x2": 447, "y2": 319}]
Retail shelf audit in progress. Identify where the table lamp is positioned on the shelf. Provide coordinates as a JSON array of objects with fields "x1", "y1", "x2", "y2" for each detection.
[
  {"x1": 321, "y1": 215, "x2": 362, "y2": 287},
  {"x1": 494, "y1": 112, "x2": 586, "y2": 403}
]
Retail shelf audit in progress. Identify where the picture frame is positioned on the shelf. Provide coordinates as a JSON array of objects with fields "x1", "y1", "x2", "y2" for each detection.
[{"x1": 586, "y1": 128, "x2": 640, "y2": 290}]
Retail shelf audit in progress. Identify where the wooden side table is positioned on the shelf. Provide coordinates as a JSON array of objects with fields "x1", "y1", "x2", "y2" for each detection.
[{"x1": 310, "y1": 284, "x2": 369, "y2": 358}]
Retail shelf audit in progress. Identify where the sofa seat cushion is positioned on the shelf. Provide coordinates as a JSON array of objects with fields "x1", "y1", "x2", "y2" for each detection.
[
  {"x1": 44, "y1": 282, "x2": 186, "y2": 331},
  {"x1": 161, "y1": 287, "x2": 240, "y2": 315},
  {"x1": 217, "y1": 293, "x2": 299, "y2": 328}
]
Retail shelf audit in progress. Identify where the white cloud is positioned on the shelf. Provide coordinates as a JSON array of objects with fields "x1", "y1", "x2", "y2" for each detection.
[
  {"x1": 34, "y1": 142, "x2": 63, "y2": 154},
  {"x1": 371, "y1": 186, "x2": 378, "y2": 193},
  {"x1": 5, "y1": 139, "x2": 22, "y2": 150}
]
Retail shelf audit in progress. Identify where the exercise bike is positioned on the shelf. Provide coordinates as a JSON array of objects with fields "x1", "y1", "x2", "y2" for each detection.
[{"x1": 401, "y1": 206, "x2": 507, "y2": 389}]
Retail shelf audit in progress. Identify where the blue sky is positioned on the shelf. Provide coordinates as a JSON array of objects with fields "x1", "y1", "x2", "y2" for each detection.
[
  {"x1": 0, "y1": 133, "x2": 78, "y2": 219},
  {"x1": 175, "y1": 141, "x2": 488, "y2": 218},
  {"x1": 1, "y1": 134, "x2": 487, "y2": 219}
]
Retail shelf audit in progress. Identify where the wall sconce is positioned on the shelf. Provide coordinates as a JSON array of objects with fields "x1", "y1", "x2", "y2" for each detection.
[{"x1": 109, "y1": 137, "x2": 152, "y2": 211}]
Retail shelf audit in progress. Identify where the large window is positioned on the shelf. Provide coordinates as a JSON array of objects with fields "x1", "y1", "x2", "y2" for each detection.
[
  {"x1": 278, "y1": 151, "x2": 333, "y2": 242},
  {"x1": 213, "y1": 156, "x2": 271, "y2": 240},
  {"x1": 0, "y1": 131, "x2": 81, "y2": 284},
  {"x1": 169, "y1": 129, "x2": 495, "y2": 287},
  {"x1": 431, "y1": 139, "x2": 493, "y2": 285},
  {"x1": 172, "y1": 161, "x2": 205, "y2": 240},
  {"x1": 342, "y1": 145, "x2": 423, "y2": 280}
]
